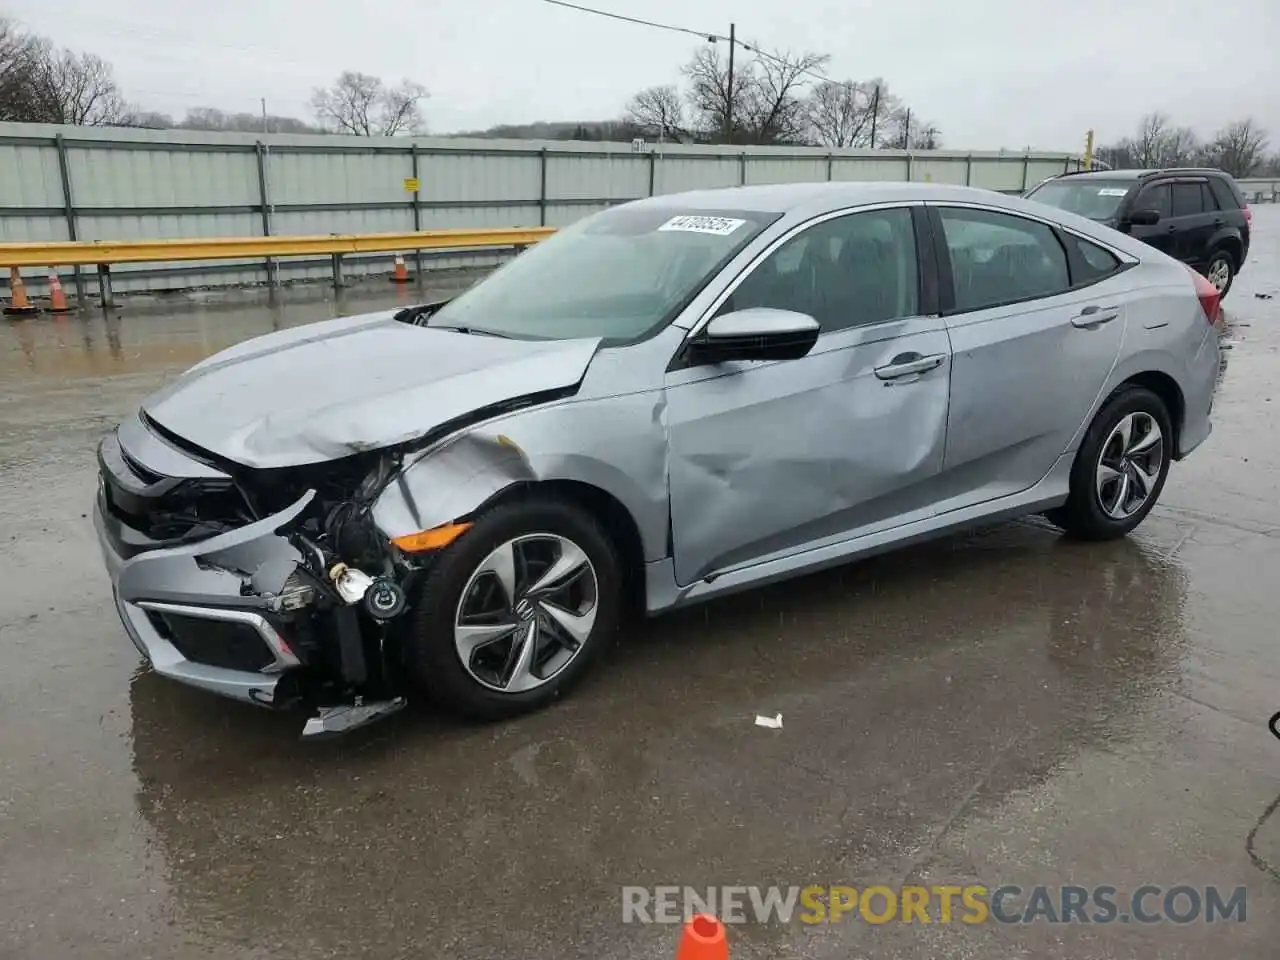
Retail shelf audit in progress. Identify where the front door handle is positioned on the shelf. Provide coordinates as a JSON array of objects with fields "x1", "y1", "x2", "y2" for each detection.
[
  {"x1": 1071, "y1": 305, "x2": 1119, "y2": 329},
  {"x1": 874, "y1": 352, "x2": 945, "y2": 380}
]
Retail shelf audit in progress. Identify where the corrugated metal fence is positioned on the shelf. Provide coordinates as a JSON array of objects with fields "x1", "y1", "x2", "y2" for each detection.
[{"x1": 0, "y1": 121, "x2": 1082, "y2": 295}]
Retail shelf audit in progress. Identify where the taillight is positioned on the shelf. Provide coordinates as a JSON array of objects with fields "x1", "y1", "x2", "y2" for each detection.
[
  {"x1": 1243, "y1": 204, "x2": 1252, "y2": 225},
  {"x1": 1188, "y1": 266, "x2": 1222, "y2": 324}
]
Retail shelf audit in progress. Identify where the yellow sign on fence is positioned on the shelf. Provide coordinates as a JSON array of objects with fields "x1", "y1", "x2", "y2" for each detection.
[{"x1": 403, "y1": 177, "x2": 420, "y2": 193}]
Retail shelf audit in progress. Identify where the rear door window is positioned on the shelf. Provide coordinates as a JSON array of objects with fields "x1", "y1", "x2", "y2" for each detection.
[
  {"x1": 936, "y1": 207, "x2": 1071, "y2": 312},
  {"x1": 1171, "y1": 182, "x2": 1206, "y2": 217}
]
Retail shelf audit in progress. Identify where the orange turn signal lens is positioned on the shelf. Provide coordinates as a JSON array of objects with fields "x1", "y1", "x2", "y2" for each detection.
[{"x1": 390, "y1": 521, "x2": 473, "y2": 553}]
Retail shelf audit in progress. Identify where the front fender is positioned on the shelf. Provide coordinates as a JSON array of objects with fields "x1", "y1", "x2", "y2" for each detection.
[{"x1": 370, "y1": 391, "x2": 671, "y2": 563}]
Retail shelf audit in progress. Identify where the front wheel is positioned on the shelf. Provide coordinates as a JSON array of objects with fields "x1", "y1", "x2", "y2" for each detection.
[
  {"x1": 404, "y1": 497, "x2": 622, "y2": 720},
  {"x1": 1045, "y1": 386, "x2": 1172, "y2": 541}
]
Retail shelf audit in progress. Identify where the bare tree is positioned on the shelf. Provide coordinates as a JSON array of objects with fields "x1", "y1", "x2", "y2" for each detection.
[
  {"x1": 27, "y1": 47, "x2": 127, "y2": 125},
  {"x1": 1208, "y1": 118, "x2": 1269, "y2": 178},
  {"x1": 1132, "y1": 112, "x2": 1169, "y2": 167},
  {"x1": 748, "y1": 48, "x2": 829, "y2": 145},
  {"x1": 624, "y1": 84, "x2": 688, "y2": 141},
  {"x1": 681, "y1": 45, "x2": 827, "y2": 145},
  {"x1": 174, "y1": 106, "x2": 323, "y2": 134},
  {"x1": 806, "y1": 79, "x2": 878, "y2": 147},
  {"x1": 0, "y1": 16, "x2": 43, "y2": 120},
  {"x1": 1155, "y1": 125, "x2": 1200, "y2": 166},
  {"x1": 1, "y1": 21, "x2": 126, "y2": 126},
  {"x1": 118, "y1": 108, "x2": 174, "y2": 129},
  {"x1": 310, "y1": 71, "x2": 428, "y2": 136},
  {"x1": 681, "y1": 46, "x2": 749, "y2": 142}
]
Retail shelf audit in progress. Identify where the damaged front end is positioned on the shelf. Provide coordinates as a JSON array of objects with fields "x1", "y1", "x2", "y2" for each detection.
[{"x1": 94, "y1": 412, "x2": 446, "y2": 739}]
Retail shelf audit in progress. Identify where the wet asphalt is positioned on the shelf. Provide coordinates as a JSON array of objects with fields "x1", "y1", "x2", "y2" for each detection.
[{"x1": 3, "y1": 218, "x2": 1280, "y2": 960}]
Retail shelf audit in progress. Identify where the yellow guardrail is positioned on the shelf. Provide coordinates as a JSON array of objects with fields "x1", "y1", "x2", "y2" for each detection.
[{"x1": 0, "y1": 227, "x2": 557, "y2": 268}]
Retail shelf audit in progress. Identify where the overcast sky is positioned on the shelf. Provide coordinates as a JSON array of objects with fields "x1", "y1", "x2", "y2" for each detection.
[{"x1": 6, "y1": 0, "x2": 1278, "y2": 151}]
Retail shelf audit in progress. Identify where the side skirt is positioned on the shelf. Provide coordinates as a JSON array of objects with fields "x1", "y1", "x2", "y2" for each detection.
[{"x1": 644, "y1": 454, "x2": 1074, "y2": 614}]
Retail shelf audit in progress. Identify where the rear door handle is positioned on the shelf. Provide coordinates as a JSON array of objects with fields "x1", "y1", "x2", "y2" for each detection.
[
  {"x1": 1071, "y1": 305, "x2": 1119, "y2": 329},
  {"x1": 874, "y1": 352, "x2": 945, "y2": 380}
]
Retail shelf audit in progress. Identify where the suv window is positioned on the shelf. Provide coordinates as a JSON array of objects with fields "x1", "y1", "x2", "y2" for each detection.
[
  {"x1": 1171, "y1": 182, "x2": 1206, "y2": 217},
  {"x1": 1207, "y1": 177, "x2": 1239, "y2": 210},
  {"x1": 725, "y1": 207, "x2": 919, "y2": 333},
  {"x1": 1135, "y1": 183, "x2": 1172, "y2": 217},
  {"x1": 937, "y1": 207, "x2": 1070, "y2": 312}
]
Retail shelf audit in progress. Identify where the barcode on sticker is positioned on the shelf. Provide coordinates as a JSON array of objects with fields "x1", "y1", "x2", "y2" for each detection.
[{"x1": 658, "y1": 215, "x2": 746, "y2": 236}]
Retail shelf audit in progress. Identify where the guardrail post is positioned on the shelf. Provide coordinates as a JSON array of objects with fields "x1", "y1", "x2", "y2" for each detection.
[
  {"x1": 255, "y1": 141, "x2": 277, "y2": 290},
  {"x1": 97, "y1": 264, "x2": 113, "y2": 310},
  {"x1": 965, "y1": 153, "x2": 973, "y2": 186},
  {"x1": 826, "y1": 154, "x2": 834, "y2": 181},
  {"x1": 331, "y1": 253, "x2": 343, "y2": 291},
  {"x1": 411, "y1": 143, "x2": 424, "y2": 279},
  {"x1": 538, "y1": 148, "x2": 548, "y2": 227},
  {"x1": 739, "y1": 152, "x2": 747, "y2": 186},
  {"x1": 54, "y1": 134, "x2": 86, "y2": 308},
  {"x1": 1021, "y1": 151, "x2": 1030, "y2": 192},
  {"x1": 648, "y1": 149, "x2": 657, "y2": 196}
]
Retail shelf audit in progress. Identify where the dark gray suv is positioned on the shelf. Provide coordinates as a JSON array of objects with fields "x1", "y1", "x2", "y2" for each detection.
[{"x1": 1024, "y1": 168, "x2": 1252, "y2": 298}]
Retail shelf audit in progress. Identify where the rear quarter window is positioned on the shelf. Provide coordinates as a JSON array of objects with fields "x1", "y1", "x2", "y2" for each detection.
[{"x1": 1208, "y1": 177, "x2": 1241, "y2": 210}]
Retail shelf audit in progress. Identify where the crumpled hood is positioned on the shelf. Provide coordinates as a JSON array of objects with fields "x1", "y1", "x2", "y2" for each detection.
[{"x1": 140, "y1": 310, "x2": 601, "y2": 469}]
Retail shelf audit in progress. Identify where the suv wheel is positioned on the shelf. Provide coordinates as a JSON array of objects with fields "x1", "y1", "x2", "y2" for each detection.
[
  {"x1": 1205, "y1": 249, "x2": 1235, "y2": 299},
  {"x1": 1044, "y1": 386, "x2": 1172, "y2": 541},
  {"x1": 404, "y1": 498, "x2": 622, "y2": 720}
]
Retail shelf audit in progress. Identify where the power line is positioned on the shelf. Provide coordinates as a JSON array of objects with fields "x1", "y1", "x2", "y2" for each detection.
[
  {"x1": 537, "y1": 0, "x2": 835, "y2": 85},
  {"x1": 539, "y1": 0, "x2": 721, "y2": 43}
]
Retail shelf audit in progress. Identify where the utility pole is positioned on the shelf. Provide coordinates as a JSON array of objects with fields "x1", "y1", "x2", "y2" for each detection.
[
  {"x1": 261, "y1": 97, "x2": 268, "y2": 135},
  {"x1": 725, "y1": 22, "x2": 735, "y2": 145},
  {"x1": 903, "y1": 107, "x2": 911, "y2": 149},
  {"x1": 869, "y1": 85, "x2": 880, "y2": 148}
]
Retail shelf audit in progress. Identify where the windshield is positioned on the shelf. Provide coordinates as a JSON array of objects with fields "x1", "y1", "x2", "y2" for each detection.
[
  {"x1": 427, "y1": 205, "x2": 779, "y2": 342},
  {"x1": 1025, "y1": 180, "x2": 1134, "y2": 221}
]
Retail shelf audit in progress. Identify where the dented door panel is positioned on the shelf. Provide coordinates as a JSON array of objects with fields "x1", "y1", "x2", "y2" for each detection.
[{"x1": 664, "y1": 315, "x2": 953, "y2": 586}]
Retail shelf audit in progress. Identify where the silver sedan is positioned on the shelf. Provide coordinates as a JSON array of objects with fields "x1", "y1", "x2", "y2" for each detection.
[{"x1": 92, "y1": 181, "x2": 1223, "y2": 736}]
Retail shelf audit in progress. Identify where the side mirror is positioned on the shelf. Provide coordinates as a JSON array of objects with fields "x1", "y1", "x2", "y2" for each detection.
[
  {"x1": 686, "y1": 307, "x2": 820, "y2": 366},
  {"x1": 1126, "y1": 208, "x2": 1161, "y2": 226}
]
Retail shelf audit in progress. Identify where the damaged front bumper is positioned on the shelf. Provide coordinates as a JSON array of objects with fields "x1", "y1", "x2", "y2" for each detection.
[
  {"x1": 94, "y1": 483, "x2": 312, "y2": 708},
  {"x1": 94, "y1": 425, "x2": 408, "y2": 736}
]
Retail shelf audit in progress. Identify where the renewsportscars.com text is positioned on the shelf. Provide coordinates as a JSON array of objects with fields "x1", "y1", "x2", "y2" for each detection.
[{"x1": 622, "y1": 884, "x2": 1248, "y2": 925}]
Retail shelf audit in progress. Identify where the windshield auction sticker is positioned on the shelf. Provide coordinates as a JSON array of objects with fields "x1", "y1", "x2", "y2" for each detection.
[{"x1": 658, "y1": 215, "x2": 747, "y2": 236}]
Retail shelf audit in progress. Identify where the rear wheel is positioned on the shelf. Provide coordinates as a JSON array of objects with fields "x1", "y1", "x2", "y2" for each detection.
[
  {"x1": 404, "y1": 498, "x2": 621, "y2": 720},
  {"x1": 1204, "y1": 249, "x2": 1235, "y2": 299},
  {"x1": 1045, "y1": 386, "x2": 1172, "y2": 541}
]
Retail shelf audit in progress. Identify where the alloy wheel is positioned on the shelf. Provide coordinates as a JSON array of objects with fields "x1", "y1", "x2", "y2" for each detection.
[
  {"x1": 453, "y1": 534, "x2": 599, "y2": 693},
  {"x1": 1208, "y1": 257, "x2": 1231, "y2": 293},
  {"x1": 1095, "y1": 412, "x2": 1164, "y2": 520}
]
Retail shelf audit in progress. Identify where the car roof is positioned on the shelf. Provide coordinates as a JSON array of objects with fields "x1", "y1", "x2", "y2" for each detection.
[
  {"x1": 626, "y1": 180, "x2": 1040, "y2": 216},
  {"x1": 1052, "y1": 167, "x2": 1232, "y2": 183},
  {"x1": 614, "y1": 178, "x2": 1158, "y2": 264}
]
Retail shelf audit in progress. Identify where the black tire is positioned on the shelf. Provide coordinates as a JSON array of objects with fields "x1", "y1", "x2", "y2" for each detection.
[
  {"x1": 1204, "y1": 248, "x2": 1235, "y2": 300},
  {"x1": 1045, "y1": 385, "x2": 1173, "y2": 541},
  {"x1": 404, "y1": 497, "x2": 622, "y2": 720}
]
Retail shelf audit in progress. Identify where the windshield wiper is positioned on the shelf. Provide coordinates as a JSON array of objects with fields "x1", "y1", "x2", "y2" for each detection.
[{"x1": 429, "y1": 324, "x2": 512, "y2": 339}]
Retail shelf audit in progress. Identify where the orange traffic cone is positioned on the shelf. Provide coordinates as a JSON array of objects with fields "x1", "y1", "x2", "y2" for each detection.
[
  {"x1": 389, "y1": 254, "x2": 411, "y2": 284},
  {"x1": 4, "y1": 267, "x2": 38, "y2": 316},
  {"x1": 46, "y1": 269, "x2": 72, "y2": 313},
  {"x1": 676, "y1": 915, "x2": 728, "y2": 960}
]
